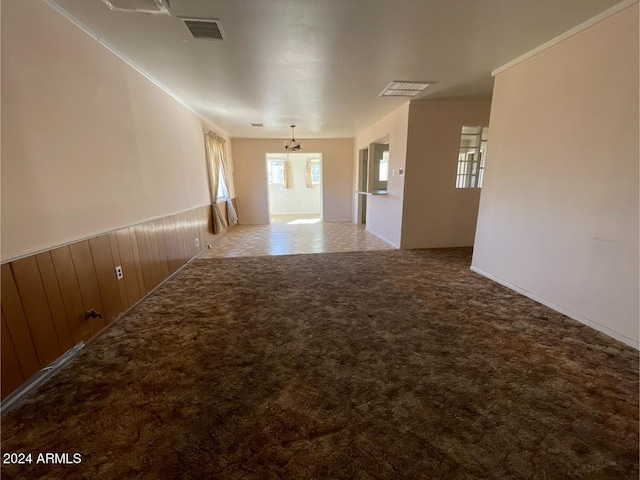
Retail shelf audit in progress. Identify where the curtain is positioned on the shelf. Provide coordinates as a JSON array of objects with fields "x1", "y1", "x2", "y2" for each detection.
[
  {"x1": 218, "y1": 142, "x2": 238, "y2": 226},
  {"x1": 305, "y1": 160, "x2": 313, "y2": 188},
  {"x1": 204, "y1": 131, "x2": 229, "y2": 233},
  {"x1": 283, "y1": 161, "x2": 291, "y2": 189}
]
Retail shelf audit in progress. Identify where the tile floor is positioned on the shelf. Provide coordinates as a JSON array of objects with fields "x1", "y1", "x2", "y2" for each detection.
[
  {"x1": 269, "y1": 214, "x2": 321, "y2": 225},
  {"x1": 199, "y1": 219, "x2": 394, "y2": 258}
]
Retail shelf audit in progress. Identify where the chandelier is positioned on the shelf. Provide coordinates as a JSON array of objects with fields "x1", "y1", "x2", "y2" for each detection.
[{"x1": 284, "y1": 124, "x2": 301, "y2": 152}]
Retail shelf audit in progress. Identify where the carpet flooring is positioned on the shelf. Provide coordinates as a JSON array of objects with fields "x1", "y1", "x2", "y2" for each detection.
[{"x1": 1, "y1": 249, "x2": 638, "y2": 479}]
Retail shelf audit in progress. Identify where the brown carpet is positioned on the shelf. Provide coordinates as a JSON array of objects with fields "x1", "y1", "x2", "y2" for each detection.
[{"x1": 1, "y1": 249, "x2": 638, "y2": 479}]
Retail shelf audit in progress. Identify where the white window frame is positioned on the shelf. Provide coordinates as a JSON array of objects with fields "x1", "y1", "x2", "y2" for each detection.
[
  {"x1": 267, "y1": 160, "x2": 285, "y2": 185},
  {"x1": 310, "y1": 160, "x2": 321, "y2": 185},
  {"x1": 456, "y1": 126, "x2": 488, "y2": 189}
]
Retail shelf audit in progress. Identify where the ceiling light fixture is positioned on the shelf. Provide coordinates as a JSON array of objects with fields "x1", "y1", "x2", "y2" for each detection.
[
  {"x1": 379, "y1": 80, "x2": 432, "y2": 97},
  {"x1": 284, "y1": 125, "x2": 301, "y2": 152}
]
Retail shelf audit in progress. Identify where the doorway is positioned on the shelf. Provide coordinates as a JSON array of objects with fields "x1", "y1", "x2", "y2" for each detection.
[
  {"x1": 357, "y1": 148, "x2": 368, "y2": 224},
  {"x1": 266, "y1": 153, "x2": 323, "y2": 224}
]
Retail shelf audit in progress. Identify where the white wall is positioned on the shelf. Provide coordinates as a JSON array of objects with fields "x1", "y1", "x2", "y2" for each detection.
[
  {"x1": 401, "y1": 102, "x2": 491, "y2": 249},
  {"x1": 472, "y1": 4, "x2": 639, "y2": 347},
  {"x1": 267, "y1": 153, "x2": 321, "y2": 216},
  {"x1": 233, "y1": 138, "x2": 353, "y2": 224},
  {"x1": 1, "y1": 0, "x2": 232, "y2": 261},
  {"x1": 353, "y1": 104, "x2": 410, "y2": 247}
]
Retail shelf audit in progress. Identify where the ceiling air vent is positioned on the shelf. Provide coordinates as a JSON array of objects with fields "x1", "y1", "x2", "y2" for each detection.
[
  {"x1": 100, "y1": 0, "x2": 170, "y2": 15},
  {"x1": 379, "y1": 81, "x2": 432, "y2": 97},
  {"x1": 180, "y1": 18, "x2": 226, "y2": 40}
]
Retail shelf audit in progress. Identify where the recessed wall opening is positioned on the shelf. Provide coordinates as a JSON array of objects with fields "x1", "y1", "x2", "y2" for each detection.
[
  {"x1": 357, "y1": 148, "x2": 369, "y2": 224},
  {"x1": 266, "y1": 153, "x2": 323, "y2": 224}
]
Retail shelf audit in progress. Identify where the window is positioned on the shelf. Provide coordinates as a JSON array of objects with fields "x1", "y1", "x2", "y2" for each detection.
[
  {"x1": 217, "y1": 163, "x2": 226, "y2": 199},
  {"x1": 267, "y1": 160, "x2": 285, "y2": 184},
  {"x1": 310, "y1": 160, "x2": 321, "y2": 185},
  {"x1": 456, "y1": 126, "x2": 488, "y2": 188}
]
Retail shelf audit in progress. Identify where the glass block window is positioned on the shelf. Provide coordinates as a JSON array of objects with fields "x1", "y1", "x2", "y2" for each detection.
[
  {"x1": 456, "y1": 126, "x2": 488, "y2": 188},
  {"x1": 310, "y1": 160, "x2": 321, "y2": 185}
]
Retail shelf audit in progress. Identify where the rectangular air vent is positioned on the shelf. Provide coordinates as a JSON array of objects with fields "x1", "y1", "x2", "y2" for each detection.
[
  {"x1": 251, "y1": 123, "x2": 264, "y2": 127},
  {"x1": 379, "y1": 81, "x2": 432, "y2": 97},
  {"x1": 180, "y1": 18, "x2": 226, "y2": 40},
  {"x1": 101, "y1": 0, "x2": 170, "y2": 15}
]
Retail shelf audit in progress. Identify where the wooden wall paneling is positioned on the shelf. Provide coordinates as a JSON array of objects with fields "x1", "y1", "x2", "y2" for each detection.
[
  {"x1": 35, "y1": 252, "x2": 74, "y2": 352},
  {"x1": 108, "y1": 232, "x2": 130, "y2": 311},
  {"x1": 162, "y1": 217, "x2": 179, "y2": 274},
  {"x1": 184, "y1": 209, "x2": 196, "y2": 259},
  {"x1": 10, "y1": 257, "x2": 61, "y2": 365},
  {"x1": 189, "y1": 208, "x2": 197, "y2": 251},
  {"x1": 0, "y1": 266, "x2": 40, "y2": 377},
  {"x1": 169, "y1": 214, "x2": 180, "y2": 264},
  {"x1": 154, "y1": 219, "x2": 171, "y2": 279},
  {"x1": 134, "y1": 224, "x2": 154, "y2": 294},
  {"x1": 88, "y1": 235, "x2": 123, "y2": 324},
  {"x1": 188, "y1": 209, "x2": 203, "y2": 258},
  {"x1": 115, "y1": 229, "x2": 143, "y2": 307},
  {"x1": 1, "y1": 311, "x2": 25, "y2": 399},
  {"x1": 50, "y1": 246, "x2": 92, "y2": 343},
  {"x1": 206, "y1": 205, "x2": 215, "y2": 245},
  {"x1": 68, "y1": 241, "x2": 106, "y2": 337},
  {"x1": 128, "y1": 227, "x2": 147, "y2": 296},
  {"x1": 195, "y1": 207, "x2": 204, "y2": 249},
  {"x1": 174, "y1": 214, "x2": 186, "y2": 266},
  {"x1": 173, "y1": 213, "x2": 188, "y2": 266},
  {"x1": 202, "y1": 205, "x2": 213, "y2": 245},
  {"x1": 188, "y1": 210, "x2": 196, "y2": 258},
  {"x1": 219, "y1": 201, "x2": 228, "y2": 226},
  {"x1": 145, "y1": 222, "x2": 163, "y2": 289}
]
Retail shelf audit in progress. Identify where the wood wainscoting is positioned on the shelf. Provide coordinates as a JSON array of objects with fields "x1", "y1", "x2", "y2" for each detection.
[{"x1": 1, "y1": 203, "x2": 232, "y2": 400}]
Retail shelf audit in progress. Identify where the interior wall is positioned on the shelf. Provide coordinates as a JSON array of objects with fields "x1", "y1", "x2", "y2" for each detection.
[
  {"x1": 401, "y1": 103, "x2": 491, "y2": 249},
  {"x1": 267, "y1": 153, "x2": 321, "y2": 216},
  {"x1": 1, "y1": 205, "x2": 216, "y2": 400},
  {"x1": 472, "y1": 4, "x2": 639, "y2": 346},
  {"x1": 232, "y1": 138, "x2": 353, "y2": 224},
  {"x1": 353, "y1": 104, "x2": 410, "y2": 247},
  {"x1": 1, "y1": 0, "x2": 232, "y2": 261}
]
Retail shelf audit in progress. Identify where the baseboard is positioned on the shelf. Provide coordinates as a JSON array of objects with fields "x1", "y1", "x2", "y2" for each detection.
[
  {"x1": 0, "y1": 222, "x2": 236, "y2": 410},
  {"x1": 470, "y1": 266, "x2": 638, "y2": 350},
  {"x1": 1, "y1": 342, "x2": 85, "y2": 417},
  {"x1": 366, "y1": 228, "x2": 399, "y2": 249}
]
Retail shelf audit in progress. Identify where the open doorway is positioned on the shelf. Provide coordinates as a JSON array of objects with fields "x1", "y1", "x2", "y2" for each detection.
[
  {"x1": 357, "y1": 148, "x2": 368, "y2": 224},
  {"x1": 266, "y1": 153, "x2": 323, "y2": 224}
]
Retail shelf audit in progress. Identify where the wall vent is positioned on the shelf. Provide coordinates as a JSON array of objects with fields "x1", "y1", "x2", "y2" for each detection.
[
  {"x1": 100, "y1": 0, "x2": 170, "y2": 15},
  {"x1": 379, "y1": 81, "x2": 432, "y2": 97},
  {"x1": 251, "y1": 123, "x2": 264, "y2": 127},
  {"x1": 180, "y1": 18, "x2": 226, "y2": 40}
]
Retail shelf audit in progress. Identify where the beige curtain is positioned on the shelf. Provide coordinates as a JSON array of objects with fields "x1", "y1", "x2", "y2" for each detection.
[
  {"x1": 219, "y1": 144, "x2": 238, "y2": 226},
  {"x1": 305, "y1": 160, "x2": 313, "y2": 188},
  {"x1": 204, "y1": 131, "x2": 229, "y2": 233},
  {"x1": 283, "y1": 161, "x2": 291, "y2": 189}
]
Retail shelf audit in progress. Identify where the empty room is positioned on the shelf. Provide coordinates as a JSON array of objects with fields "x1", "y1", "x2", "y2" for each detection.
[{"x1": 1, "y1": 0, "x2": 638, "y2": 478}]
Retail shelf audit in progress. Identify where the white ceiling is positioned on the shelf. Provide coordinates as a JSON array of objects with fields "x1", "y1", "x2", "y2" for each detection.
[{"x1": 50, "y1": 0, "x2": 621, "y2": 138}]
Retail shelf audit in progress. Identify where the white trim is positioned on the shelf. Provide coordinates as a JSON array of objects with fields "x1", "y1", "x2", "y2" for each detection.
[
  {"x1": 492, "y1": 0, "x2": 638, "y2": 77},
  {"x1": 0, "y1": 203, "x2": 213, "y2": 264},
  {"x1": 366, "y1": 228, "x2": 399, "y2": 249},
  {"x1": 1, "y1": 342, "x2": 85, "y2": 417},
  {"x1": 0, "y1": 224, "x2": 225, "y2": 413},
  {"x1": 43, "y1": 0, "x2": 229, "y2": 136},
  {"x1": 470, "y1": 266, "x2": 639, "y2": 350}
]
